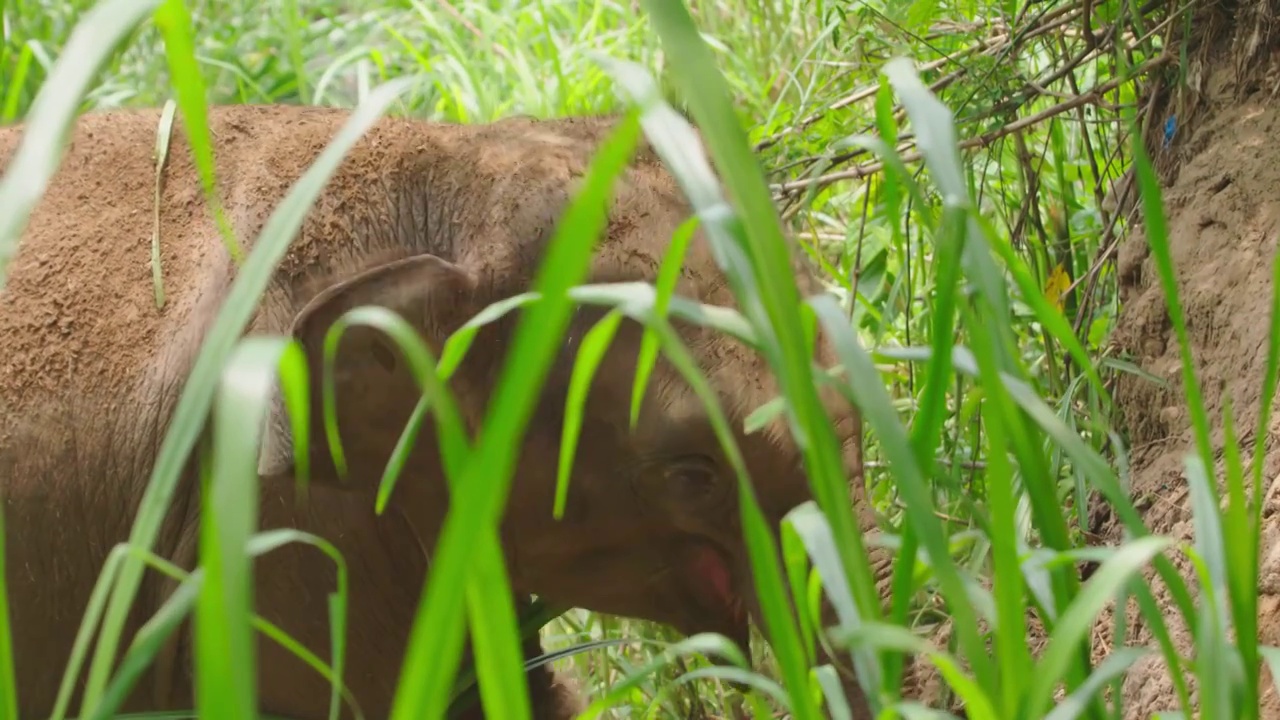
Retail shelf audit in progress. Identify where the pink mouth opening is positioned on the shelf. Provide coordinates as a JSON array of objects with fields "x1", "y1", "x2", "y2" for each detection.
[
  {"x1": 692, "y1": 544, "x2": 734, "y2": 605},
  {"x1": 688, "y1": 543, "x2": 749, "y2": 640}
]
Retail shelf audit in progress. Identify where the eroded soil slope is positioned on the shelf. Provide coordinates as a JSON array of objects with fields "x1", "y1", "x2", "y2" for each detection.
[{"x1": 1110, "y1": 68, "x2": 1280, "y2": 716}]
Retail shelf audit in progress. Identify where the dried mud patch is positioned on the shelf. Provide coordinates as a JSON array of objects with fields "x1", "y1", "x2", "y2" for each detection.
[{"x1": 1108, "y1": 69, "x2": 1280, "y2": 718}]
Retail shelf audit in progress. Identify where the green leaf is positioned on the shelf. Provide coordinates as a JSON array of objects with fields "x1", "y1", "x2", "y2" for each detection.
[
  {"x1": 556, "y1": 309, "x2": 624, "y2": 519},
  {"x1": 387, "y1": 109, "x2": 642, "y2": 720},
  {"x1": 1025, "y1": 535, "x2": 1175, "y2": 717},
  {"x1": 198, "y1": 337, "x2": 305, "y2": 720},
  {"x1": 576, "y1": 633, "x2": 750, "y2": 719},
  {"x1": 153, "y1": 0, "x2": 243, "y2": 263},
  {"x1": 630, "y1": 215, "x2": 699, "y2": 429},
  {"x1": 1044, "y1": 647, "x2": 1150, "y2": 720},
  {"x1": 830, "y1": 623, "x2": 997, "y2": 720},
  {"x1": 809, "y1": 294, "x2": 989, "y2": 687}
]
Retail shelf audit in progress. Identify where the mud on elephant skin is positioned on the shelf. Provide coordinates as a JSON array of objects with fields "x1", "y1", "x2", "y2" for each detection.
[{"x1": 0, "y1": 104, "x2": 891, "y2": 719}]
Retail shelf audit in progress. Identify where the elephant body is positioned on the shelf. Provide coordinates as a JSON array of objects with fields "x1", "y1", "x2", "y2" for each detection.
[{"x1": 0, "y1": 105, "x2": 883, "y2": 719}]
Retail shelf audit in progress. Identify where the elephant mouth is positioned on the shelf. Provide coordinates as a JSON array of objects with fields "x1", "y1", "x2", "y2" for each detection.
[{"x1": 685, "y1": 541, "x2": 751, "y2": 653}]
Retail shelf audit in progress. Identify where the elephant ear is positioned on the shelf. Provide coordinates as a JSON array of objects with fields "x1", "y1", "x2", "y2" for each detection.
[{"x1": 257, "y1": 253, "x2": 477, "y2": 485}]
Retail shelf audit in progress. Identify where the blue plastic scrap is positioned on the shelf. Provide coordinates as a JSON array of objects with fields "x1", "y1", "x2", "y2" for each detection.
[{"x1": 1163, "y1": 115, "x2": 1177, "y2": 150}]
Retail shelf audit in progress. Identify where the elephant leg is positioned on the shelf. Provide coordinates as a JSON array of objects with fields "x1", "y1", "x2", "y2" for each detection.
[
  {"x1": 524, "y1": 631, "x2": 586, "y2": 720},
  {"x1": 452, "y1": 622, "x2": 586, "y2": 720}
]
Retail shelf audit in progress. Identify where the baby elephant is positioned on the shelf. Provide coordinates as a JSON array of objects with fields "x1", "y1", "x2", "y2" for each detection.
[{"x1": 0, "y1": 104, "x2": 888, "y2": 719}]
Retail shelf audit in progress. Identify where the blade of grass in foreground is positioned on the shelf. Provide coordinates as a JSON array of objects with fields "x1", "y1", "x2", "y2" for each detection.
[
  {"x1": 0, "y1": 477, "x2": 15, "y2": 720},
  {"x1": 79, "y1": 78, "x2": 417, "y2": 715},
  {"x1": 629, "y1": 216, "x2": 699, "y2": 430},
  {"x1": 938, "y1": 343, "x2": 1197, "y2": 712},
  {"x1": 600, "y1": 55, "x2": 826, "y2": 717},
  {"x1": 314, "y1": 305, "x2": 533, "y2": 720},
  {"x1": 830, "y1": 622, "x2": 995, "y2": 720},
  {"x1": 554, "y1": 309, "x2": 624, "y2": 519},
  {"x1": 641, "y1": 307, "x2": 817, "y2": 716},
  {"x1": 1245, "y1": 194, "x2": 1280, "y2": 720},
  {"x1": 1132, "y1": 101, "x2": 1262, "y2": 719},
  {"x1": 78, "y1": 532, "x2": 356, "y2": 720},
  {"x1": 152, "y1": 0, "x2": 243, "y2": 263},
  {"x1": 1186, "y1": 454, "x2": 1234, "y2": 720},
  {"x1": 577, "y1": 634, "x2": 750, "y2": 719},
  {"x1": 387, "y1": 112, "x2": 642, "y2": 720},
  {"x1": 879, "y1": 58, "x2": 1038, "y2": 702},
  {"x1": 601, "y1": 35, "x2": 870, "y2": 719},
  {"x1": 197, "y1": 338, "x2": 307, "y2": 720},
  {"x1": 340, "y1": 306, "x2": 534, "y2": 720},
  {"x1": 807, "y1": 292, "x2": 988, "y2": 694},
  {"x1": 1122, "y1": 98, "x2": 1222, "y2": 715},
  {"x1": 1024, "y1": 535, "x2": 1174, "y2": 717},
  {"x1": 639, "y1": 0, "x2": 884, "y2": 664}
]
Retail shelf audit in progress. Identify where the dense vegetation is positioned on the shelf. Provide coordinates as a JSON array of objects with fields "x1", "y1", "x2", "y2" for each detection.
[{"x1": 2, "y1": 0, "x2": 1270, "y2": 718}]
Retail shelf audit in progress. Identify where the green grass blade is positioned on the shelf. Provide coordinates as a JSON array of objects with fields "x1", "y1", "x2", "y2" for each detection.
[
  {"x1": 1258, "y1": 646, "x2": 1280, "y2": 717},
  {"x1": 783, "y1": 501, "x2": 881, "y2": 698},
  {"x1": 49, "y1": 542, "x2": 141, "y2": 720},
  {"x1": 555, "y1": 309, "x2": 624, "y2": 519},
  {"x1": 942, "y1": 215, "x2": 1041, "y2": 709},
  {"x1": 1129, "y1": 103, "x2": 1215, "y2": 501},
  {"x1": 602, "y1": 53, "x2": 832, "y2": 718},
  {"x1": 87, "y1": 568, "x2": 203, "y2": 720},
  {"x1": 0, "y1": 477, "x2": 15, "y2": 720},
  {"x1": 630, "y1": 13, "x2": 885, "y2": 700},
  {"x1": 652, "y1": 315, "x2": 818, "y2": 714},
  {"x1": 576, "y1": 634, "x2": 750, "y2": 719},
  {"x1": 436, "y1": 293, "x2": 541, "y2": 380},
  {"x1": 629, "y1": 216, "x2": 698, "y2": 429},
  {"x1": 809, "y1": 293, "x2": 989, "y2": 683},
  {"x1": 198, "y1": 337, "x2": 302, "y2": 720},
  {"x1": 462, "y1": 544, "x2": 530, "y2": 720},
  {"x1": 830, "y1": 623, "x2": 996, "y2": 720},
  {"x1": 152, "y1": 0, "x2": 242, "y2": 263},
  {"x1": 668, "y1": 666, "x2": 789, "y2": 704},
  {"x1": 81, "y1": 530, "x2": 354, "y2": 720},
  {"x1": 1044, "y1": 647, "x2": 1150, "y2": 720},
  {"x1": 779, "y1": 522, "x2": 817, "y2": 663},
  {"x1": 1025, "y1": 535, "x2": 1174, "y2": 717},
  {"x1": 246, "y1": 529, "x2": 354, "y2": 720},
  {"x1": 980, "y1": 214, "x2": 1110, "y2": 405},
  {"x1": 928, "y1": 343, "x2": 1201, "y2": 636},
  {"x1": 1249, "y1": 227, "x2": 1280, "y2": 706},
  {"x1": 312, "y1": 303, "x2": 529, "y2": 719},
  {"x1": 1186, "y1": 452, "x2": 1238, "y2": 719},
  {"x1": 387, "y1": 110, "x2": 642, "y2": 720},
  {"x1": 317, "y1": 306, "x2": 471, "y2": 498},
  {"x1": 814, "y1": 664, "x2": 853, "y2": 720},
  {"x1": 0, "y1": 44, "x2": 34, "y2": 124}
]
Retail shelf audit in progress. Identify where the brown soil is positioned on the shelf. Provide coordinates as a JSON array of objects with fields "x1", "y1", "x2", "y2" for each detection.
[{"x1": 1106, "y1": 60, "x2": 1280, "y2": 718}]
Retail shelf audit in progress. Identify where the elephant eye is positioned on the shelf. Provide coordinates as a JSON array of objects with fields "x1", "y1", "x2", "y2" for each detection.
[{"x1": 664, "y1": 455, "x2": 721, "y2": 500}]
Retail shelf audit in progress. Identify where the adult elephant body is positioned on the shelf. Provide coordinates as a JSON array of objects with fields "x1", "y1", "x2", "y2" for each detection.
[{"x1": 0, "y1": 105, "x2": 886, "y2": 719}]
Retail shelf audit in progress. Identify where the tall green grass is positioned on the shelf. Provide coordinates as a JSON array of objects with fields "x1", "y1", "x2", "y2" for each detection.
[{"x1": 1, "y1": 0, "x2": 1277, "y2": 719}]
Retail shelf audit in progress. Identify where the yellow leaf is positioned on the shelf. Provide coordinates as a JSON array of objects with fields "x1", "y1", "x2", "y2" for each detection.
[{"x1": 1045, "y1": 263, "x2": 1071, "y2": 311}]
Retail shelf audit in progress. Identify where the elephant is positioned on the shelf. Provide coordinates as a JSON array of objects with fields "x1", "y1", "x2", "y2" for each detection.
[{"x1": 0, "y1": 104, "x2": 893, "y2": 719}]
